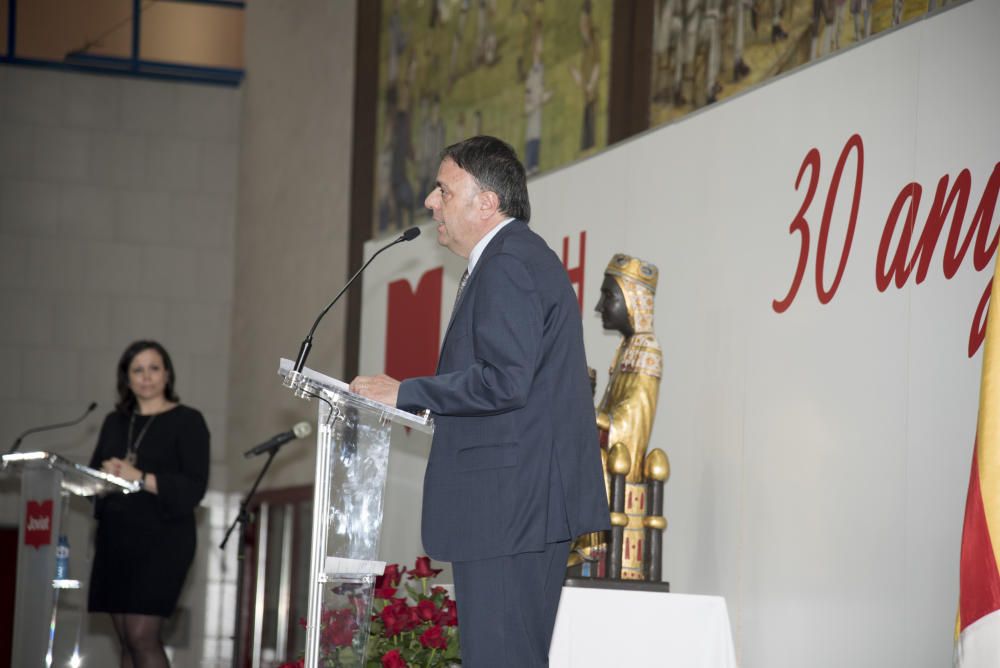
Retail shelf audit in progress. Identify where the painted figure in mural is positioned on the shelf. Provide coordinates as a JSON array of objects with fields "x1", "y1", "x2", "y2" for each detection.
[
  {"x1": 449, "y1": 0, "x2": 471, "y2": 86},
  {"x1": 594, "y1": 253, "x2": 665, "y2": 579},
  {"x1": 376, "y1": 138, "x2": 393, "y2": 233},
  {"x1": 670, "y1": 0, "x2": 721, "y2": 106},
  {"x1": 517, "y1": 0, "x2": 545, "y2": 81},
  {"x1": 770, "y1": 0, "x2": 789, "y2": 41},
  {"x1": 388, "y1": 52, "x2": 419, "y2": 231},
  {"x1": 652, "y1": 0, "x2": 683, "y2": 101},
  {"x1": 851, "y1": 0, "x2": 874, "y2": 40},
  {"x1": 702, "y1": 0, "x2": 724, "y2": 104},
  {"x1": 386, "y1": 0, "x2": 407, "y2": 97},
  {"x1": 419, "y1": 95, "x2": 447, "y2": 199},
  {"x1": 730, "y1": 0, "x2": 753, "y2": 82},
  {"x1": 524, "y1": 27, "x2": 552, "y2": 175},
  {"x1": 810, "y1": 0, "x2": 845, "y2": 60},
  {"x1": 571, "y1": 0, "x2": 601, "y2": 151},
  {"x1": 477, "y1": 0, "x2": 499, "y2": 65}
]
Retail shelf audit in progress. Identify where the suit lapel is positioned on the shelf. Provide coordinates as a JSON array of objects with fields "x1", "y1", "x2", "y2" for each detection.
[{"x1": 438, "y1": 220, "x2": 524, "y2": 364}]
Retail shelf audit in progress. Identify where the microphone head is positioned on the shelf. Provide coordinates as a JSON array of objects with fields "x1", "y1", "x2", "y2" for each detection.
[
  {"x1": 292, "y1": 422, "x2": 312, "y2": 439},
  {"x1": 401, "y1": 227, "x2": 421, "y2": 241}
]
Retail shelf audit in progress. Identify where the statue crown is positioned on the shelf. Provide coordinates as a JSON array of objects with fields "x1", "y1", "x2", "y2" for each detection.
[{"x1": 605, "y1": 253, "x2": 658, "y2": 293}]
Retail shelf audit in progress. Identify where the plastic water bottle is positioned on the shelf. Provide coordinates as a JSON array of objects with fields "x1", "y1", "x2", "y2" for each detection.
[{"x1": 54, "y1": 534, "x2": 69, "y2": 580}]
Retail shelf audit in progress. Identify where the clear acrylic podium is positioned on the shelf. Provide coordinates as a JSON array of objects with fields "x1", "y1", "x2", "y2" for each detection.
[
  {"x1": 1, "y1": 450, "x2": 138, "y2": 667},
  {"x1": 279, "y1": 360, "x2": 434, "y2": 667}
]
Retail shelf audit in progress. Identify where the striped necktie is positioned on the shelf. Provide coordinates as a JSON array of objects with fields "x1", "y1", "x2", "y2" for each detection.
[{"x1": 454, "y1": 269, "x2": 470, "y2": 307}]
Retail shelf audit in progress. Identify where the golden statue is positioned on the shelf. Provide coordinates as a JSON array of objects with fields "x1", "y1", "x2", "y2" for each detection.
[
  {"x1": 595, "y1": 253, "x2": 662, "y2": 485},
  {"x1": 571, "y1": 253, "x2": 669, "y2": 581}
]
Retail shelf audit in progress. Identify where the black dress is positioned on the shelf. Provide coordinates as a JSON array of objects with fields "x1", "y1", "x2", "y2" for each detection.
[{"x1": 87, "y1": 405, "x2": 209, "y2": 617}]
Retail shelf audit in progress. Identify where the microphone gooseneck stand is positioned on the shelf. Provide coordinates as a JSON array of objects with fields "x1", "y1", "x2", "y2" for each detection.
[
  {"x1": 220, "y1": 443, "x2": 286, "y2": 552},
  {"x1": 223, "y1": 438, "x2": 297, "y2": 667},
  {"x1": 7, "y1": 402, "x2": 98, "y2": 454},
  {"x1": 290, "y1": 227, "x2": 421, "y2": 377}
]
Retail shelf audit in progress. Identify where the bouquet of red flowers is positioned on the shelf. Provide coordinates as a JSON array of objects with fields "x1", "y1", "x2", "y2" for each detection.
[
  {"x1": 367, "y1": 556, "x2": 461, "y2": 667},
  {"x1": 279, "y1": 556, "x2": 459, "y2": 668}
]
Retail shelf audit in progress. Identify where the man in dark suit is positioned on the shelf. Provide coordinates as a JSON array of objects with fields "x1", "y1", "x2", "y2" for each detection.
[{"x1": 352, "y1": 135, "x2": 609, "y2": 667}]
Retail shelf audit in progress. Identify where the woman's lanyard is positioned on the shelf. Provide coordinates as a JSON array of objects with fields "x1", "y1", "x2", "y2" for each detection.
[{"x1": 125, "y1": 412, "x2": 157, "y2": 465}]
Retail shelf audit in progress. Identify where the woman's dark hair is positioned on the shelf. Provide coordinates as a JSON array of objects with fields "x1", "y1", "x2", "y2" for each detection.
[
  {"x1": 441, "y1": 135, "x2": 531, "y2": 222},
  {"x1": 115, "y1": 340, "x2": 179, "y2": 413}
]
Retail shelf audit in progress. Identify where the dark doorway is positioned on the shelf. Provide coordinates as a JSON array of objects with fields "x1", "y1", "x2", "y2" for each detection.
[{"x1": 0, "y1": 526, "x2": 18, "y2": 668}]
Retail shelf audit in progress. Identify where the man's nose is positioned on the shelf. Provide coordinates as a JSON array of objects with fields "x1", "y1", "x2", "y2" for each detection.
[{"x1": 424, "y1": 191, "x2": 437, "y2": 210}]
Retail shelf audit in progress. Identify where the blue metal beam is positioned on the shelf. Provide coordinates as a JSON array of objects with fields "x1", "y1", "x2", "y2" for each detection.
[
  {"x1": 0, "y1": 0, "x2": 246, "y2": 86},
  {"x1": 0, "y1": 55, "x2": 243, "y2": 87},
  {"x1": 163, "y1": 0, "x2": 246, "y2": 7}
]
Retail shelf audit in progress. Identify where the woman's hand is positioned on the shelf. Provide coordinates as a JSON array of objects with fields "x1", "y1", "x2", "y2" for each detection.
[
  {"x1": 102, "y1": 457, "x2": 159, "y2": 493},
  {"x1": 101, "y1": 457, "x2": 142, "y2": 483}
]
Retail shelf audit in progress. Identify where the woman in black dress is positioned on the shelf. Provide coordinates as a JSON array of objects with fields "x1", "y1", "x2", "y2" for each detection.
[{"x1": 88, "y1": 340, "x2": 209, "y2": 668}]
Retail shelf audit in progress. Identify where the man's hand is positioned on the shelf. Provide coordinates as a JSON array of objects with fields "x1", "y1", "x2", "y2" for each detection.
[{"x1": 350, "y1": 374, "x2": 401, "y2": 407}]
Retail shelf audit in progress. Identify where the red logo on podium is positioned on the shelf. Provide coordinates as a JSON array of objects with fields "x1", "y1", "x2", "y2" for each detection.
[{"x1": 25, "y1": 499, "x2": 53, "y2": 549}]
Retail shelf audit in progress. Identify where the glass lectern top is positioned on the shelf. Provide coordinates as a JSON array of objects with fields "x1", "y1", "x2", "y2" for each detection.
[
  {"x1": 278, "y1": 358, "x2": 434, "y2": 434},
  {"x1": 2, "y1": 451, "x2": 139, "y2": 496}
]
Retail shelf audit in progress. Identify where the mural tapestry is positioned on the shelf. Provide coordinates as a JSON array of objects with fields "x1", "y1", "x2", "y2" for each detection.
[
  {"x1": 374, "y1": 0, "x2": 614, "y2": 239},
  {"x1": 650, "y1": 0, "x2": 947, "y2": 124}
]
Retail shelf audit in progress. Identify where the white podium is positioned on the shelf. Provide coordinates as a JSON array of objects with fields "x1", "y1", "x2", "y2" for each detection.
[
  {"x1": 1, "y1": 450, "x2": 138, "y2": 667},
  {"x1": 550, "y1": 586, "x2": 738, "y2": 667}
]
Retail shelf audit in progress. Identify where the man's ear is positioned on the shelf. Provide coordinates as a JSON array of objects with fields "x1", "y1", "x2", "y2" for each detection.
[{"x1": 478, "y1": 190, "x2": 501, "y2": 219}]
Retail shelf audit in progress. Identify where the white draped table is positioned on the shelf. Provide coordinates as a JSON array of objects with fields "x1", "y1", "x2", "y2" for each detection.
[{"x1": 549, "y1": 586, "x2": 738, "y2": 667}]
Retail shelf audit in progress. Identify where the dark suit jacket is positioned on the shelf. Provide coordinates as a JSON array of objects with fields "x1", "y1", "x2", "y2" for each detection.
[{"x1": 397, "y1": 220, "x2": 611, "y2": 562}]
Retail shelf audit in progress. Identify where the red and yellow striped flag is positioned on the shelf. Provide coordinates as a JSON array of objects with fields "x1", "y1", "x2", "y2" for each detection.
[{"x1": 956, "y1": 263, "x2": 1000, "y2": 666}]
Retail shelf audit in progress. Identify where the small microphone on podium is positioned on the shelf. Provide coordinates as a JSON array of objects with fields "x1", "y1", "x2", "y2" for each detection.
[
  {"x1": 243, "y1": 422, "x2": 312, "y2": 459},
  {"x1": 8, "y1": 401, "x2": 99, "y2": 454},
  {"x1": 291, "y1": 226, "x2": 422, "y2": 375}
]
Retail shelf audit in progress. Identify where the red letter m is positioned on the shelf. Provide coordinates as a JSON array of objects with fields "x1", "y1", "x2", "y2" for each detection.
[{"x1": 385, "y1": 267, "x2": 443, "y2": 380}]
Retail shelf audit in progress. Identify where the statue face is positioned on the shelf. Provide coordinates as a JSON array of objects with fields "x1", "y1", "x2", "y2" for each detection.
[{"x1": 595, "y1": 275, "x2": 633, "y2": 336}]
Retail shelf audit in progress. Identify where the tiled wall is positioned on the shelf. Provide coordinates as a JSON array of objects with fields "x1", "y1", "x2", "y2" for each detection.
[{"x1": 0, "y1": 66, "x2": 239, "y2": 476}]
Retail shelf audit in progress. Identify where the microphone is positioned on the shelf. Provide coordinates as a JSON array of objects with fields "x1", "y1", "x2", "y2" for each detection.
[
  {"x1": 243, "y1": 422, "x2": 312, "y2": 459},
  {"x1": 291, "y1": 226, "x2": 421, "y2": 375},
  {"x1": 8, "y1": 401, "x2": 98, "y2": 454}
]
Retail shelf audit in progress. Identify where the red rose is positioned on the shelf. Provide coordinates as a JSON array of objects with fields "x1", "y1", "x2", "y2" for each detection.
[
  {"x1": 381, "y1": 649, "x2": 408, "y2": 668},
  {"x1": 320, "y1": 609, "x2": 357, "y2": 649},
  {"x1": 331, "y1": 612, "x2": 357, "y2": 647},
  {"x1": 278, "y1": 660, "x2": 304, "y2": 668},
  {"x1": 379, "y1": 607, "x2": 404, "y2": 637},
  {"x1": 379, "y1": 599, "x2": 410, "y2": 637},
  {"x1": 416, "y1": 599, "x2": 437, "y2": 621},
  {"x1": 404, "y1": 605, "x2": 422, "y2": 631},
  {"x1": 431, "y1": 585, "x2": 448, "y2": 597},
  {"x1": 418, "y1": 624, "x2": 448, "y2": 650},
  {"x1": 376, "y1": 563, "x2": 406, "y2": 589},
  {"x1": 386, "y1": 596, "x2": 409, "y2": 616},
  {"x1": 436, "y1": 598, "x2": 458, "y2": 626},
  {"x1": 373, "y1": 585, "x2": 397, "y2": 599},
  {"x1": 408, "y1": 556, "x2": 443, "y2": 579}
]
